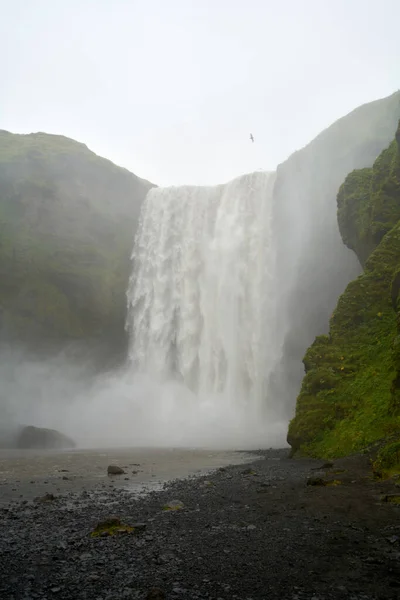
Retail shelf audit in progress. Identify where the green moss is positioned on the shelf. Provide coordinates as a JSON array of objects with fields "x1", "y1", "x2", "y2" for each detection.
[
  {"x1": 91, "y1": 517, "x2": 134, "y2": 537},
  {"x1": 289, "y1": 122, "x2": 400, "y2": 460},
  {"x1": 373, "y1": 440, "x2": 400, "y2": 478},
  {"x1": 337, "y1": 131, "x2": 400, "y2": 267},
  {"x1": 385, "y1": 495, "x2": 400, "y2": 504}
]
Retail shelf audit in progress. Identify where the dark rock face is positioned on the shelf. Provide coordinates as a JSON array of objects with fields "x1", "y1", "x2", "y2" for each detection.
[{"x1": 16, "y1": 425, "x2": 76, "y2": 449}]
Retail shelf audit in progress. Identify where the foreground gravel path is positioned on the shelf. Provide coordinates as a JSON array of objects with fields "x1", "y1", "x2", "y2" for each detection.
[{"x1": 0, "y1": 449, "x2": 399, "y2": 600}]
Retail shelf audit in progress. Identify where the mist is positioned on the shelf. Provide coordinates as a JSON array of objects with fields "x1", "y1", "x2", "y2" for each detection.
[{"x1": 0, "y1": 345, "x2": 287, "y2": 450}]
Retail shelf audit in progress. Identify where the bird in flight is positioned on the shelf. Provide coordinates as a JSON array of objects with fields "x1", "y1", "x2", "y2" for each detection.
[{"x1": 250, "y1": 133, "x2": 254, "y2": 143}]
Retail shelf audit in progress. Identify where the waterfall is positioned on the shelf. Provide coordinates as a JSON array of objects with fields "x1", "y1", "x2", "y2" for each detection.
[{"x1": 125, "y1": 171, "x2": 285, "y2": 445}]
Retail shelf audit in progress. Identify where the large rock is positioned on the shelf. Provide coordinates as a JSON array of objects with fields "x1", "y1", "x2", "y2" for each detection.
[{"x1": 16, "y1": 425, "x2": 76, "y2": 449}]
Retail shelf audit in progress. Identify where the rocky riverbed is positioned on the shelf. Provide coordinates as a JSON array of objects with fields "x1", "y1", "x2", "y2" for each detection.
[{"x1": 0, "y1": 449, "x2": 399, "y2": 600}]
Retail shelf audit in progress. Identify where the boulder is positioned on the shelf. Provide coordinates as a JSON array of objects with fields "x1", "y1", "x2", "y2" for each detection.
[
  {"x1": 107, "y1": 465, "x2": 125, "y2": 475},
  {"x1": 34, "y1": 493, "x2": 57, "y2": 503},
  {"x1": 16, "y1": 426, "x2": 76, "y2": 450}
]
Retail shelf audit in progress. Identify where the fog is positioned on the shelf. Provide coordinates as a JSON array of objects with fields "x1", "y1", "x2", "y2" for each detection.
[{"x1": 0, "y1": 345, "x2": 287, "y2": 450}]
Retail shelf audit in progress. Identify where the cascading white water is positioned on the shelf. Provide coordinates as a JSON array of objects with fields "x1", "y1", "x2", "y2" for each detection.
[
  {"x1": 125, "y1": 171, "x2": 285, "y2": 445},
  {"x1": 0, "y1": 172, "x2": 287, "y2": 451}
]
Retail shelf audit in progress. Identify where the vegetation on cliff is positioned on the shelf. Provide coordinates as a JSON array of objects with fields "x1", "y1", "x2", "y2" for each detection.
[
  {"x1": 271, "y1": 91, "x2": 400, "y2": 417},
  {"x1": 0, "y1": 130, "x2": 153, "y2": 356},
  {"x1": 288, "y1": 121, "x2": 400, "y2": 473}
]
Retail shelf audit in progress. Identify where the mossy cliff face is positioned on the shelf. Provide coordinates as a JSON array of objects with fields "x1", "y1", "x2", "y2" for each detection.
[
  {"x1": 338, "y1": 135, "x2": 400, "y2": 267},
  {"x1": 270, "y1": 91, "x2": 400, "y2": 417},
  {"x1": 288, "y1": 121, "x2": 400, "y2": 463},
  {"x1": 0, "y1": 131, "x2": 153, "y2": 358}
]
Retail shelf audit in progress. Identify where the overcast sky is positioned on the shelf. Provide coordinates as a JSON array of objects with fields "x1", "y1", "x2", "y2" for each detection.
[{"x1": 1, "y1": 0, "x2": 399, "y2": 186}]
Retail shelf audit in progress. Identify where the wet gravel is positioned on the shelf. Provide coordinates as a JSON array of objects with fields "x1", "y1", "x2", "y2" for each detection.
[{"x1": 0, "y1": 448, "x2": 399, "y2": 600}]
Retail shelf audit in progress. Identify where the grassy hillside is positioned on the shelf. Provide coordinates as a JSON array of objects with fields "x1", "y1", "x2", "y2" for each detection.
[
  {"x1": 0, "y1": 130, "x2": 153, "y2": 357},
  {"x1": 288, "y1": 121, "x2": 400, "y2": 474}
]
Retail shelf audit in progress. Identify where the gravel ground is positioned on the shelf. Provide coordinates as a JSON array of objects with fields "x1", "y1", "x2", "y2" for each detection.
[{"x1": 0, "y1": 448, "x2": 399, "y2": 600}]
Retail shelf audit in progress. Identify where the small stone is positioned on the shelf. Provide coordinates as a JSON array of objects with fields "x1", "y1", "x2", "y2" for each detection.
[
  {"x1": 51, "y1": 588, "x2": 61, "y2": 593},
  {"x1": 246, "y1": 524, "x2": 257, "y2": 530},
  {"x1": 146, "y1": 587, "x2": 165, "y2": 600},
  {"x1": 306, "y1": 477, "x2": 326, "y2": 486},
  {"x1": 57, "y1": 542, "x2": 67, "y2": 550},
  {"x1": 162, "y1": 500, "x2": 184, "y2": 511},
  {"x1": 107, "y1": 465, "x2": 125, "y2": 475},
  {"x1": 62, "y1": 476, "x2": 69, "y2": 480},
  {"x1": 241, "y1": 468, "x2": 257, "y2": 475},
  {"x1": 132, "y1": 522, "x2": 147, "y2": 531},
  {"x1": 80, "y1": 553, "x2": 93, "y2": 561}
]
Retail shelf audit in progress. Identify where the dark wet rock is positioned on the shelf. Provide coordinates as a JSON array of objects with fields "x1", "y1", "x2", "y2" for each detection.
[
  {"x1": 306, "y1": 477, "x2": 326, "y2": 486},
  {"x1": 311, "y1": 461, "x2": 334, "y2": 471},
  {"x1": 95, "y1": 516, "x2": 121, "y2": 528},
  {"x1": 146, "y1": 588, "x2": 165, "y2": 600},
  {"x1": 132, "y1": 522, "x2": 147, "y2": 532},
  {"x1": 80, "y1": 552, "x2": 93, "y2": 561},
  {"x1": 34, "y1": 493, "x2": 56, "y2": 503},
  {"x1": 16, "y1": 426, "x2": 75, "y2": 450},
  {"x1": 241, "y1": 467, "x2": 258, "y2": 475},
  {"x1": 162, "y1": 500, "x2": 184, "y2": 511},
  {"x1": 107, "y1": 465, "x2": 125, "y2": 475},
  {"x1": 92, "y1": 516, "x2": 133, "y2": 537},
  {"x1": 388, "y1": 535, "x2": 399, "y2": 544}
]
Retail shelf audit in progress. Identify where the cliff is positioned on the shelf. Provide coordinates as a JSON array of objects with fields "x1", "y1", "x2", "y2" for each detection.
[
  {"x1": 0, "y1": 130, "x2": 153, "y2": 360},
  {"x1": 270, "y1": 91, "x2": 400, "y2": 419},
  {"x1": 288, "y1": 121, "x2": 400, "y2": 474}
]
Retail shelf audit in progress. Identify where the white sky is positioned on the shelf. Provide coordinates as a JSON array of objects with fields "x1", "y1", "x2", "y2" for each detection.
[{"x1": 1, "y1": 0, "x2": 399, "y2": 186}]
